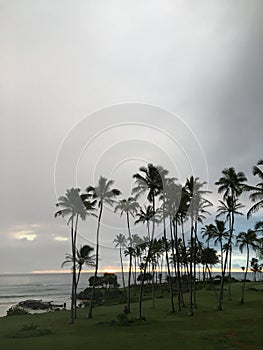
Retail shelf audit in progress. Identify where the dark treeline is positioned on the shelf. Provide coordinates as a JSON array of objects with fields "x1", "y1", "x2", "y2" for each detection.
[{"x1": 55, "y1": 160, "x2": 263, "y2": 324}]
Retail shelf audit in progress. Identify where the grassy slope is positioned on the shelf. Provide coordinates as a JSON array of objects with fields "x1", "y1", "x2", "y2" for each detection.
[{"x1": 0, "y1": 282, "x2": 262, "y2": 350}]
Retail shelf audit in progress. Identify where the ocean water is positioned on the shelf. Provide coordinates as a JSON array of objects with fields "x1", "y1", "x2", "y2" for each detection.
[
  {"x1": 0, "y1": 271, "x2": 257, "y2": 317},
  {"x1": 0, "y1": 273, "x2": 93, "y2": 317}
]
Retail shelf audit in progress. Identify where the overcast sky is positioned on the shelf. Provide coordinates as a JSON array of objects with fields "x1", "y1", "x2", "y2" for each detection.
[{"x1": 1, "y1": 0, "x2": 263, "y2": 274}]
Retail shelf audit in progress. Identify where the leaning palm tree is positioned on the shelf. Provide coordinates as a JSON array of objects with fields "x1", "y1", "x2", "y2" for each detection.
[
  {"x1": 236, "y1": 229, "x2": 259, "y2": 304},
  {"x1": 55, "y1": 188, "x2": 96, "y2": 323},
  {"x1": 113, "y1": 234, "x2": 127, "y2": 292},
  {"x1": 215, "y1": 167, "x2": 247, "y2": 300},
  {"x1": 85, "y1": 176, "x2": 121, "y2": 319},
  {"x1": 115, "y1": 197, "x2": 139, "y2": 313},
  {"x1": 244, "y1": 160, "x2": 263, "y2": 218}
]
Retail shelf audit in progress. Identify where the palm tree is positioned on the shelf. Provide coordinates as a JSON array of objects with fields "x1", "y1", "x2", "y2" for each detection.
[
  {"x1": 236, "y1": 229, "x2": 259, "y2": 304},
  {"x1": 113, "y1": 234, "x2": 127, "y2": 292},
  {"x1": 215, "y1": 167, "x2": 247, "y2": 200},
  {"x1": 115, "y1": 197, "x2": 139, "y2": 313},
  {"x1": 85, "y1": 176, "x2": 121, "y2": 318},
  {"x1": 250, "y1": 257, "x2": 262, "y2": 281},
  {"x1": 216, "y1": 196, "x2": 244, "y2": 310},
  {"x1": 162, "y1": 178, "x2": 183, "y2": 312},
  {"x1": 202, "y1": 220, "x2": 229, "y2": 274},
  {"x1": 201, "y1": 224, "x2": 216, "y2": 248},
  {"x1": 215, "y1": 167, "x2": 247, "y2": 300},
  {"x1": 245, "y1": 160, "x2": 263, "y2": 218},
  {"x1": 62, "y1": 245, "x2": 96, "y2": 292},
  {"x1": 134, "y1": 205, "x2": 154, "y2": 240},
  {"x1": 55, "y1": 188, "x2": 96, "y2": 323},
  {"x1": 132, "y1": 163, "x2": 166, "y2": 319},
  {"x1": 185, "y1": 176, "x2": 211, "y2": 315}
]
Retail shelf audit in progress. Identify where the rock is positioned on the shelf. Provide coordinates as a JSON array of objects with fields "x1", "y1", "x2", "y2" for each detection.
[{"x1": 18, "y1": 300, "x2": 53, "y2": 310}]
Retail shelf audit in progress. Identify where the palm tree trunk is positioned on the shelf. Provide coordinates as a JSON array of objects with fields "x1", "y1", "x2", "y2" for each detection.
[
  {"x1": 228, "y1": 212, "x2": 234, "y2": 301},
  {"x1": 189, "y1": 215, "x2": 194, "y2": 316},
  {"x1": 181, "y1": 218, "x2": 189, "y2": 278},
  {"x1": 119, "y1": 247, "x2": 126, "y2": 292},
  {"x1": 164, "y1": 214, "x2": 174, "y2": 313},
  {"x1": 193, "y1": 220, "x2": 198, "y2": 309},
  {"x1": 70, "y1": 216, "x2": 77, "y2": 324},
  {"x1": 138, "y1": 197, "x2": 156, "y2": 319},
  {"x1": 127, "y1": 212, "x2": 132, "y2": 313},
  {"x1": 174, "y1": 218, "x2": 184, "y2": 310},
  {"x1": 241, "y1": 245, "x2": 249, "y2": 304},
  {"x1": 217, "y1": 216, "x2": 232, "y2": 311},
  {"x1": 73, "y1": 215, "x2": 79, "y2": 319},
  {"x1": 88, "y1": 204, "x2": 103, "y2": 319}
]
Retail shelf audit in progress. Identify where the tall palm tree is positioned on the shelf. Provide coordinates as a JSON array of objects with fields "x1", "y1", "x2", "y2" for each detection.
[
  {"x1": 216, "y1": 196, "x2": 244, "y2": 310},
  {"x1": 185, "y1": 176, "x2": 211, "y2": 315},
  {"x1": 55, "y1": 188, "x2": 96, "y2": 323},
  {"x1": 132, "y1": 163, "x2": 166, "y2": 319},
  {"x1": 85, "y1": 176, "x2": 121, "y2": 318},
  {"x1": 245, "y1": 160, "x2": 263, "y2": 218},
  {"x1": 202, "y1": 220, "x2": 229, "y2": 273},
  {"x1": 115, "y1": 197, "x2": 139, "y2": 313},
  {"x1": 113, "y1": 234, "x2": 127, "y2": 292},
  {"x1": 236, "y1": 229, "x2": 259, "y2": 304},
  {"x1": 215, "y1": 167, "x2": 247, "y2": 300},
  {"x1": 162, "y1": 178, "x2": 183, "y2": 312}
]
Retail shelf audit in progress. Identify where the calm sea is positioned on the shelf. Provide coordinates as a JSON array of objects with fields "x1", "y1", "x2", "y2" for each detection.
[{"x1": 0, "y1": 271, "x2": 256, "y2": 317}]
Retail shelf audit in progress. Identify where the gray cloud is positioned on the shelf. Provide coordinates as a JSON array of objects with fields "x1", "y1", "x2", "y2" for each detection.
[{"x1": 1, "y1": 0, "x2": 263, "y2": 273}]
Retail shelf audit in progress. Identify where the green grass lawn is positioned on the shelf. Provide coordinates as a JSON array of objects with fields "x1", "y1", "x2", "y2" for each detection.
[{"x1": 0, "y1": 282, "x2": 262, "y2": 350}]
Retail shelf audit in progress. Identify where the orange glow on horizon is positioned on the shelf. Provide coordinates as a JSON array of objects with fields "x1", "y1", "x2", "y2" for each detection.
[{"x1": 31, "y1": 267, "x2": 246, "y2": 274}]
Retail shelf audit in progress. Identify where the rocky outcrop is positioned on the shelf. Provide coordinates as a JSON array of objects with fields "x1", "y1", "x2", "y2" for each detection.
[{"x1": 17, "y1": 300, "x2": 63, "y2": 310}]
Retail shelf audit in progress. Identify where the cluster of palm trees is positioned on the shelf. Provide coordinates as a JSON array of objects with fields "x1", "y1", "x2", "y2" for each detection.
[{"x1": 55, "y1": 160, "x2": 263, "y2": 323}]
